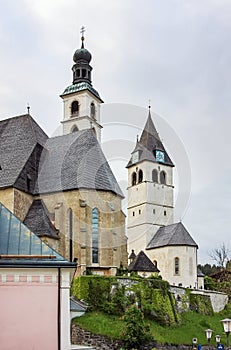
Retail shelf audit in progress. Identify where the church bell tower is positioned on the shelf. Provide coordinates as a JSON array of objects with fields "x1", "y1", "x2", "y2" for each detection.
[
  {"x1": 127, "y1": 107, "x2": 175, "y2": 253},
  {"x1": 60, "y1": 27, "x2": 103, "y2": 141}
]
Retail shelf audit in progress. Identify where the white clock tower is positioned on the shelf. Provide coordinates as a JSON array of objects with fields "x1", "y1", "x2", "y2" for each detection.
[
  {"x1": 60, "y1": 29, "x2": 103, "y2": 141},
  {"x1": 127, "y1": 108, "x2": 175, "y2": 253}
]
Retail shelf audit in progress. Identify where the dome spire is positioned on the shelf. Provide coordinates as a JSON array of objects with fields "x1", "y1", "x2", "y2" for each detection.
[{"x1": 72, "y1": 26, "x2": 92, "y2": 85}]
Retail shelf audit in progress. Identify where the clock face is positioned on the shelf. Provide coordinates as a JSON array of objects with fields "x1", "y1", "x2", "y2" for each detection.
[
  {"x1": 132, "y1": 151, "x2": 139, "y2": 164},
  {"x1": 155, "y1": 150, "x2": 165, "y2": 163}
]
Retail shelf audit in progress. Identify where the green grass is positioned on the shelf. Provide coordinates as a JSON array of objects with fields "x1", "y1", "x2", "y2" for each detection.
[{"x1": 73, "y1": 307, "x2": 231, "y2": 346}]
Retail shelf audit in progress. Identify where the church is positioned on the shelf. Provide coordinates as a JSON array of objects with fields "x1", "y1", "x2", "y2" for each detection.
[
  {"x1": 127, "y1": 110, "x2": 199, "y2": 288},
  {"x1": 0, "y1": 31, "x2": 199, "y2": 287},
  {"x1": 0, "y1": 32, "x2": 127, "y2": 276}
]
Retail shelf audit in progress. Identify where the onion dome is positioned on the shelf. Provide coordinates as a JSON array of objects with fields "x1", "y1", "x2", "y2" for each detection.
[{"x1": 73, "y1": 36, "x2": 92, "y2": 63}]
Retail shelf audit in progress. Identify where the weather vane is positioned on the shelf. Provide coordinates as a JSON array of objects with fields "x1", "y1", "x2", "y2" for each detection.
[{"x1": 27, "y1": 103, "x2": 30, "y2": 115}]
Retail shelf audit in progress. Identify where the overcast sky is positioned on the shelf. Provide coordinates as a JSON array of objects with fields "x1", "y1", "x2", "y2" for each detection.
[{"x1": 0, "y1": 0, "x2": 231, "y2": 264}]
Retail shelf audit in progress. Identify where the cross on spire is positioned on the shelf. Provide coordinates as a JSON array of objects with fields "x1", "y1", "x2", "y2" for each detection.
[
  {"x1": 148, "y1": 99, "x2": 151, "y2": 111},
  {"x1": 27, "y1": 103, "x2": 30, "y2": 115},
  {"x1": 80, "y1": 26, "x2": 85, "y2": 37},
  {"x1": 80, "y1": 26, "x2": 86, "y2": 48}
]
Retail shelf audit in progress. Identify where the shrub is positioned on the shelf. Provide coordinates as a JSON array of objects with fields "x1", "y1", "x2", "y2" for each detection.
[{"x1": 121, "y1": 305, "x2": 152, "y2": 349}]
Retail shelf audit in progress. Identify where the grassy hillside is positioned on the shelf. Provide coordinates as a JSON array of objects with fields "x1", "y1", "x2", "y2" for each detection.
[{"x1": 73, "y1": 304, "x2": 231, "y2": 346}]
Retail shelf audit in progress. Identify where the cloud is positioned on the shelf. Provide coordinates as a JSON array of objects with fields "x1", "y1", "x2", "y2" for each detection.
[{"x1": 0, "y1": 0, "x2": 231, "y2": 264}]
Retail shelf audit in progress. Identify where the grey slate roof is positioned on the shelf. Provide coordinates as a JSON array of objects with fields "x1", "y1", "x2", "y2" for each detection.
[
  {"x1": 24, "y1": 199, "x2": 59, "y2": 239},
  {"x1": 146, "y1": 222, "x2": 198, "y2": 250},
  {"x1": 128, "y1": 250, "x2": 160, "y2": 273},
  {"x1": 36, "y1": 129, "x2": 124, "y2": 197},
  {"x1": 0, "y1": 114, "x2": 48, "y2": 190},
  {"x1": 127, "y1": 111, "x2": 174, "y2": 168},
  {"x1": 0, "y1": 202, "x2": 75, "y2": 267},
  {"x1": 0, "y1": 114, "x2": 123, "y2": 198}
]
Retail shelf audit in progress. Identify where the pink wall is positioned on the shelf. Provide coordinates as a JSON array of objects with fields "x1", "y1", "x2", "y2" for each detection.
[{"x1": 0, "y1": 282, "x2": 58, "y2": 350}]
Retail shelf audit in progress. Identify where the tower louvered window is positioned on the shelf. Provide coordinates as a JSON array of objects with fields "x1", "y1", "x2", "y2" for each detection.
[
  {"x1": 152, "y1": 169, "x2": 158, "y2": 183},
  {"x1": 132, "y1": 172, "x2": 137, "y2": 186},
  {"x1": 138, "y1": 169, "x2": 143, "y2": 183},
  {"x1": 160, "y1": 171, "x2": 166, "y2": 184},
  {"x1": 71, "y1": 101, "x2": 79, "y2": 116}
]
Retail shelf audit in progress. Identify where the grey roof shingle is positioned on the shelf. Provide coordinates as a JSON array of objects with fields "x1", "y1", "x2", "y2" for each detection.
[
  {"x1": 24, "y1": 199, "x2": 59, "y2": 239},
  {"x1": 36, "y1": 129, "x2": 124, "y2": 197},
  {"x1": 128, "y1": 250, "x2": 160, "y2": 273},
  {"x1": 127, "y1": 111, "x2": 174, "y2": 167},
  {"x1": 146, "y1": 222, "x2": 198, "y2": 250},
  {"x1": 0, "y1": 114, "x2": 123, "y2": 198},
  {"x1": 0, "y1": 114, "x2": 48, "y2": 189}
]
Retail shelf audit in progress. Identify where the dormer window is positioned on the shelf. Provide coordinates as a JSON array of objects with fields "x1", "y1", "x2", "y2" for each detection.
[{"x1": 71, "y1": 101, "x2": 79, "y2": 116}]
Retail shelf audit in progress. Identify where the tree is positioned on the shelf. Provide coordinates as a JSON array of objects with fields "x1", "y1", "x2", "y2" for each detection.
[
  {"x1": 209, "y1": 242, "x2": 230, "y2": 268},
  {"x1": 120, "y1": 305, "x2": 152, "y2": 349}
]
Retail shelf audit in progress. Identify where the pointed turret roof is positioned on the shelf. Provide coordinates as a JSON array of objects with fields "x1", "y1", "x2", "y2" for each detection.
[
  {"x1": 127, "y1": 110, "x2": 174, "y2": 167},
  {"x1": 128, "y1": 250, "x2": 159, "y2": 273},
  {"x1": 24, "y1": 199, "x2": 59, "y2": 240},
  {"x1": 146, "y1": 222, "x2": 198, "y2": 250}
]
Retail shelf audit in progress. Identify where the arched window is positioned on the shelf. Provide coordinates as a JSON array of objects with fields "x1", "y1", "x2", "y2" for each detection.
[
  {"x1": 152, "y1": 169, "x2": 158, "y2": 183},
  {"x1": 132, "y1": 172, "x2": 137, "y2": 186},
  {"x1": 160, "y1": 171, "x2": 166, "y2": 184},
  {"x1": 90, "y1": 102, "x2": 96, "y2": 118},
  {"x1": 71, "y1": 101, "x2": 79, "y2": 116},
  {"x1": 69, "y1": 209, "x2": 73, "y2": 262},
  {"x1": 71, "y1": 125, "x2": 78, "y2": 133},
  {"x1": 92, "y1": 208, "x2": 99, "y2": 263},
  {"x1": 138, "y1": 169, "x2": 143, "y2": 183},
  {"x1": 174, "y1": 257, "x2": 180, "y2": 275}
]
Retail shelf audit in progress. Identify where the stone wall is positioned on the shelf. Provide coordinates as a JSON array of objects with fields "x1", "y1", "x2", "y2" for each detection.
[{"x1": 171, "y1": 286, "x2": 228, "y2": 313}]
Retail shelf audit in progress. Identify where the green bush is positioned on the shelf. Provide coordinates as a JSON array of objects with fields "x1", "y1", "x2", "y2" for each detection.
[
  {"x1": 131, "y1": 280, "x2": 179, "y2": 326},
  {"x1": 189, "y1": 293, "x2": 213, "y2": 315},
  {"x1": 121, "y1": 305, "x2": 152, "y2": 349}
]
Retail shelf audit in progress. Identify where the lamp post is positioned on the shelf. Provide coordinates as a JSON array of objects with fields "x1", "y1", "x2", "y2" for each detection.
[
  {"x1": 221, "y1": 318, "x2": 231, "y2": 348},
  {"x1": 216, "y1": 335, "x2": 221, "y2": 345},
  {"x1": 192, "y1": 337, "x2": 197, "y2": 350},
  {"x1": 205, "y1": 329, "x2": 213, "y2": 349}
]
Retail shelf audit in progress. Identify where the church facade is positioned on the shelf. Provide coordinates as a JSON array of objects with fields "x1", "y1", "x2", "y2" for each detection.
[{"x1": 0, "y1": 34, "x2": 127, "y2": 276}]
